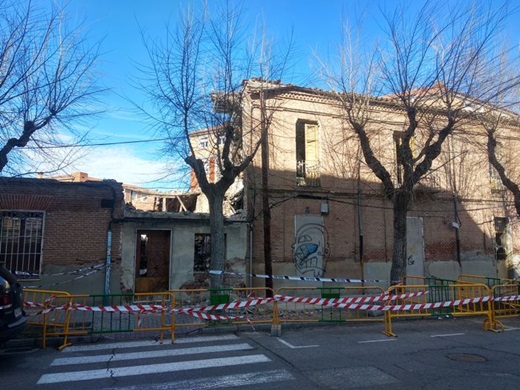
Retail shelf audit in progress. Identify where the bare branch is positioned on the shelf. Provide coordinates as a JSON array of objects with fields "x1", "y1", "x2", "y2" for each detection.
[{"x1": 0, "y1": 1, "x2": 104, "y2": 174}]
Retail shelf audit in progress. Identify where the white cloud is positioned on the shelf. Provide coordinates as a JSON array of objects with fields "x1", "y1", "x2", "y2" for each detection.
[
  {"x1": 26, "y1": 144, "x2": 186, "y2": 190},
  {"x1": 72, "y1": 146, "x2": 183, "y2": 188}
]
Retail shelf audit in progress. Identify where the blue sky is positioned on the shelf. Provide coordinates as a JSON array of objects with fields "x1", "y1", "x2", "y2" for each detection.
[
  {"x1": 50, "y1": 0, "x2": 519, "y2": 189},
  {"x1": 55, "y1": 0, "x2": 364, "y2": 189}
]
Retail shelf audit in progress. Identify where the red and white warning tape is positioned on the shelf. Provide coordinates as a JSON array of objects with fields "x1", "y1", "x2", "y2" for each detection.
[
  {"x1": 24, "y1": 293, "x2": 516, "y2": 321},
  {"x1": 67, "y1": 303, "x2": 170, "y2": 313},
  {"x1": 273, "y1": 291, "x2": 428, "y2": 306},
  {"x1": 177, "y1": 297, "x2": 275, "y2": 313},
  {"x1": 179, "y1": 311, "x2": 244, "y2": 321},
  {"x1": 494, "y1": 295, "x2": 520, "y2": 302},
  {"x1": 382, "y1": 295, "x2": 492, "y2": 311}
]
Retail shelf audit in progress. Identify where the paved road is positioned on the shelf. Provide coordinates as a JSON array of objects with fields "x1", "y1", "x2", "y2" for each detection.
[{"x1": 1, "y1": 317, "x2": 520, "y2": 389}]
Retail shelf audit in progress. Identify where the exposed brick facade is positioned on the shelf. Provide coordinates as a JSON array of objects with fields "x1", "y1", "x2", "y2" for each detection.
[
  {"x1": 0, "y1": 177, "x2": 124, "y2": 273},
  {"x1": 241, "y1": 81, "x2": 520, "y2": 283}
]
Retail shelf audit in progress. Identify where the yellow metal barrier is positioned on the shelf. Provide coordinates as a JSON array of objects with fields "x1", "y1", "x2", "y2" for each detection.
[
  {"x1": 63, "y1": 292, "x2": 175, "y2": 348},
  {"x1": 24, "y1": 291, "x2": 175, "y2": 349},
  {"x1": 489, "y1": 283, "x2": 520, "y2": 331},
  {"x1": 24, "y1": 289, "x2": 71, "y2": 348},
  {"x1": 383, "y1": 283, "x2": 494, "y2": 337},
  {"x1": 24, "y1": 282, "x2": 510, "y2": 347},
  {"x1": 383, "y1": 284, "x2": 429, "y2": 337}
]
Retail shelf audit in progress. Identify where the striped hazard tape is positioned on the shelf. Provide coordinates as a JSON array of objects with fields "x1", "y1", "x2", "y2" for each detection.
[
  {"x1": 179, "y1": 311, "x2": 244, "y2": 321},
  {"x1": 274, "y1": 293, "x2": 493, "y2": 311},
  {"x1": 31, "y1": 303, "x2": 171, "y2": 316},
  {"x1": 209, "y1": 270, "x2": 385, "y2": 283},
  {"x1": 274, "y1": 291, "x2": 428, "y2": 306},
  {"x1": 23, "y1": 293, "x2": 508, "y2": 321},
  {"x1": 382, "y1": 295, "x2": 493, "y2": 311},
  {"x1": 177, "y1": 297, "x2": 275, "y2": 313},
  {"x1": 24, "y1": 295, "x2": 59, "y2": 310},
  {"x1": 65, "y1": 303, "x2": 171, "y2": 313},
  {"x1": 25, "y1": 301, "x2": 47, "y2": 309},
  {"x1": 494, "y1": 295, "x2": 520, "y2": 302}
]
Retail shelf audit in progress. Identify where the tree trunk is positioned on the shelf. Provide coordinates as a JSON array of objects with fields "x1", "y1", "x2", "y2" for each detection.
[
  {"x1": 390, "y1": 190, "x2": 410, "y2": 284},
  {"x1": 261, "y1": 116, "x2": 273, "y2": 294},
  {"x1": 208, "y1": 191, "x2": 226, "y2": 289}
]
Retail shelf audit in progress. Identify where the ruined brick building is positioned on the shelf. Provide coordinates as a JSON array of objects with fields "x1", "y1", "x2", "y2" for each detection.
[{"x1": 212, "y1": 79, "x2": 520, "y2": 288}]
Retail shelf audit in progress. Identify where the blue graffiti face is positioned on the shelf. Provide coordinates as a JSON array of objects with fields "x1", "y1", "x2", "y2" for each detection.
[{"x1": 293, "y1": 223, "x2": 329, "y2": 277}]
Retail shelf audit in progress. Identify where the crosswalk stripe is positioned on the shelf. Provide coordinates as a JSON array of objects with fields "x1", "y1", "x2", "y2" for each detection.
[
  {"x1": 37, "y1": 354, "x2": 271, "y2": 384},
  {"x1": 100, "y1": 369, "x2": 295, "y2": 390},
  {"x1": 62, "y1": 335, "x2": 239, "y2": 352},
  {"x1": 51, "y1": 343, "x2": 254, "y2": 366}
]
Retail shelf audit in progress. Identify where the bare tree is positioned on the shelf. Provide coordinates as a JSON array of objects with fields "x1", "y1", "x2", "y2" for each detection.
[
  {"x1": 323, "y1": 1, "x2": 520, "y2": 283},
  {"x1": 0, "y1": 1, "x2": 103, "y2": 175},
  {"x1": 137, "y1": 1, "x2": 290, "y2": 288}
]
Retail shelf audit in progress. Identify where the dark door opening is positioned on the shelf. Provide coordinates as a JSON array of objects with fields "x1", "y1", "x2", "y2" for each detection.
[{"x1": 135, "y1": 230, "x2": 171, "y2": 292}]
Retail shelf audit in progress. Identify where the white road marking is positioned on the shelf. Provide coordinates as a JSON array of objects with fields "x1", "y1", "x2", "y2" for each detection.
[
  {"x1": 503, "y1": 327, "x2": 520, "y2": 331},
  {"x1": 100, "y1": 369, "x2": 295, "y2": 390},
  {"x1": 277, "y1": 339, "x2": 319, "y2": 349},
  {"x1": 51, "y1": 343, "x2": 254, "y2": 366},
  {"x1": 62, "y1": 335, "x2": 239, "y2": 352},
  {"x1": 37, "y1": 354, "x2": 271, "y2": 384},
  {"x1": 357, "y1": 339, "x2": 396, "y2": 344},
  {"x1": 430, "y1": 333, "x2": 465, "y2": 337}
]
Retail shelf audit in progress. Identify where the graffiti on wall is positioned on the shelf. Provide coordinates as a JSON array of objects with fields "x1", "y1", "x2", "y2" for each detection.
[{"x1": 293, "y1": 216, "x2": 330, "y2": 277}]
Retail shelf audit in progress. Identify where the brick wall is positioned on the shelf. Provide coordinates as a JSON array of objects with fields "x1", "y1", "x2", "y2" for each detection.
[
  {"x1": 0, "y1": 177, "x2": 124, "y2": 272},
  {"x1": 243, "y1": 85, "x2": 513, "y2": 281}
]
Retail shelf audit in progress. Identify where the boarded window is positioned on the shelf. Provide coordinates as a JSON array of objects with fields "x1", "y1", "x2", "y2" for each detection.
[{"x1": 0, "y1": 211, "x2": 44, "y2": 279}]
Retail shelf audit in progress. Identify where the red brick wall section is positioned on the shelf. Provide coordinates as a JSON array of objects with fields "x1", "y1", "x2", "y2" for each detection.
[{"x1": 0, "y1": 178, "x2": 123, "y2": 270}]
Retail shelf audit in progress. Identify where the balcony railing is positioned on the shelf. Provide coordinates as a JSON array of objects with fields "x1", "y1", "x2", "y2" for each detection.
[{"x1": 296, "y1": 160, "x2": 321, "y2": 187}]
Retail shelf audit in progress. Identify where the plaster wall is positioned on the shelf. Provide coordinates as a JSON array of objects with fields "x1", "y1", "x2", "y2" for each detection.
[{"x1": 121, "y1": 219, "x2": 248, "y2": 291}]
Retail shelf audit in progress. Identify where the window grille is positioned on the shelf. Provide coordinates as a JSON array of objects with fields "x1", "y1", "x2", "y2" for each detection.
[{"x1": 0, "y1": 211, "x2": 44, "y2": 279}]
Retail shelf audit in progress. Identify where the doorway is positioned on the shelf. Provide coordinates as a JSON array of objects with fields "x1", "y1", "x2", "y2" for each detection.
[{"x1": 135, "y1": 230, "x2": 171, "y2": 292}]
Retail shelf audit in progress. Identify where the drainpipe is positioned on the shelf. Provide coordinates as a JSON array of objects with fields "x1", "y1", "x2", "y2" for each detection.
[
  {"x1": 104, "y1": 222, "x2": 112, "y2": 298},
  {"x1": 249, "y1": 223, "x2": 253, "y2": 288},
  {"x1": 453, "y1": 194, "x2": 462, "y2": 267},
  {"x1": 103, "y1": 182, "x2": 118, "y2": 302},
  {"x1": 357, "y1": 187, "x2": 364, "y2": 287}
]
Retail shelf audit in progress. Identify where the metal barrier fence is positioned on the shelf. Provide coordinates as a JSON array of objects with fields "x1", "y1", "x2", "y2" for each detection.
[
  {"x1": 457, "y1": 274, "x2": 512, "y2": 288},
  {"x1": 490, "y1": 283, "x2": 520, "y2": 331},
  {"x1": 23, "y1": 279, "x2": 520, "y2": 348},
  {"x1": 402, "y1": 276, "x2": 458, "y2": 317},
  {"x1": 24, "y1": 291, "x2": 174, "y2": 349},
  {"x1": 24, "y1": 289, "x2": 71, "y2": 348},
  {"x1": 383, "y1": 283, "x2": 494, "y2": 337}
]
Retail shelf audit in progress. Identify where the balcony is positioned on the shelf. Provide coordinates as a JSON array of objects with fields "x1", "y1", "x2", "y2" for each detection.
[{"x1": 296, "y1": 160, "x2": 321, "y2": 187}]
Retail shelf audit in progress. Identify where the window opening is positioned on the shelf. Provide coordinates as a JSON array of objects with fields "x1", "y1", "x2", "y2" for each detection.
[
  {"x1": 0, "y1": 211, "x2": 44, "y2": 279},
  {"x1": 199, "y1": 137, "x2": 209, "y2": 148},
  {"x1": 194, "y1": 234, "x2": 211, "y2": 272},
  {"x1": 296, "y1": 121, "x2": 320, "y2": 186},
  {"x1": 494, "y1": 217, "x2": 508, "y2": 261}
]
